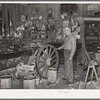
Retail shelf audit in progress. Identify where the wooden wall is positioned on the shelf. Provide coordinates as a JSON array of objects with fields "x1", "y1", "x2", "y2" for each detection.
[
  {"x1": 0, "y1": 4, "x2": 2, "y2": 35},
  {"x1": 2, "y1": 4, "x2": 60, "y2": 28},
  {"x1": 2, "y1": 4, "x2": 90, "y2": 28},
  {"x1": 2, "y1": 4, "x2": 21, "y2": 28}
]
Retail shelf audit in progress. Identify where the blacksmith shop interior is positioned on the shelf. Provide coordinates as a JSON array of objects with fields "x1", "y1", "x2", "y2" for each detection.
[{"x1": 0, "y1": 3, "x2": 100, "y2": 89}]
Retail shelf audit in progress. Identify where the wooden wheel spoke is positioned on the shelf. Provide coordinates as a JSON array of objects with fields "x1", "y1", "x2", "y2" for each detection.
[
  {"x1": 51, "y1": 59, "x2": 57, "y2": 64},
  {"x1": 52, "y1": 62, "x2": 56, "y2": 65},
  {"x1": 44, "y1": 67, "x2": 48, "y2": 76},
  {"x1": 50, "y1": 50, "x2": 56, "y2": 58},
  {"x1": 42, "y1": 49, "x2": 47, "y2": 57},
  {"x1": 39, "y1": 62, "x2": 45, "y2": 69},
  {"x1": 49, "y1": 47, "x2": 52, "y2": 56},
  {"x1": 53, "y1": 58, "x2": 57, "y2": 62},
  {"x1": 51, "y1": 55, "x2": 56, "y2": 60},
  {"x1": 42, "y1": 49, "x2": 46, "y2": 54},
  {"x1": 41, "y1": 66, "x2": 46, "y2": 74},
  {"x1": 51, "y1": 61, "x2": 56, "y2": 65},
  {"x1": 40, "y1": 55, "x2": 45, "y2": 60},
  {"x1": 39, "y1": 61, "x2": 44, "y2": 63},
  {"x1": 46, "y1": 46, "x2": 49, "y2": 55},
  {"x1": 51, "y1": 63, "x2": 56, "y2": 67}
]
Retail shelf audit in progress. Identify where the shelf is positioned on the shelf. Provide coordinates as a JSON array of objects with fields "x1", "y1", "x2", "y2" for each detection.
[{"x1": 84, "y1": 17, "x2": 100, "y2": 21}]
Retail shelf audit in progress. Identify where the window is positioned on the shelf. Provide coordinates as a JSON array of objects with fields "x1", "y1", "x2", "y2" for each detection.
[{"x1": 61, "y1": 4, "x2": 78, "y2": 14}]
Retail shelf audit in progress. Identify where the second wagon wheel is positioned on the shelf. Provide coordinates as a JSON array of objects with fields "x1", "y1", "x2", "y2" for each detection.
[{"x1": 36, "y1": 45, "x2": 59, "y2": 79}]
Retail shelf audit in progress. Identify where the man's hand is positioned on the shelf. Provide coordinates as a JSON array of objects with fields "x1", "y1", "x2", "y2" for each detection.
[
  {"x1": 57, "y1": 47, "x2": 61, "y2": 50},
  {"x1": 69, "y1": 56, "x2": 73, "y2": 61},
  {"x1": 57, "y1": 47, "x2": 62, "y2": 50}
]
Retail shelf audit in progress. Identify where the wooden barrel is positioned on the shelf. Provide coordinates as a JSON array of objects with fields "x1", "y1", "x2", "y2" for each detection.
[
  {"x1": 47, "y1": 68, "x2": 57, "y2": 83},
  {"x1": 0, "y1": 75, "x2": 12, "y2": 89},
  {"x1": 23, "y1": 75, "x2": 36, "y2": 89}
]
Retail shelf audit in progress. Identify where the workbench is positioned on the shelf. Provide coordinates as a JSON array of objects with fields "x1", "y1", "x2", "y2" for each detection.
[{"x1": 0, "y1": 47, "x2": 39, "y2": 70}]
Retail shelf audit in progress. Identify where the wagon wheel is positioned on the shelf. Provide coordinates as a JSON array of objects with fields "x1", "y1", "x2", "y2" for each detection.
[{"x1": 36, "y1": 45, "x2": 59, "y2": 79}]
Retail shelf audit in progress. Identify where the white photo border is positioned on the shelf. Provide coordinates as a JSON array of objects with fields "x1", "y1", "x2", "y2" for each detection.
[{"x1": 0, "y1": 1, "x2": 100, "y2": 99}]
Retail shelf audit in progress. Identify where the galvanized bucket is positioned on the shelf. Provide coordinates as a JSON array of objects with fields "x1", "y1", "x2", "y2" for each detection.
[
  {"x1": 0, "y1": 75, "x2": 12, "y2": 89},
  {"x1": 23, "y1": 75, "x2": 36, "y2": 89},
  {"x1": 47, "y1": 67, "x2": 57, "y2": 83}
]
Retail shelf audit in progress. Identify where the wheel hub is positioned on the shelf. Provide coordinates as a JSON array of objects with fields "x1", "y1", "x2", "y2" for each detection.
[{"x1": 46, "y1": 58, "x2": 51, "y2": 66}]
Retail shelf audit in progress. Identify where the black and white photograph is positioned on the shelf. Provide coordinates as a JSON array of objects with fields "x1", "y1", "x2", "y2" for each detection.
[{"x1": 0, "y1": 2, "x2": 100, "y2": 92}]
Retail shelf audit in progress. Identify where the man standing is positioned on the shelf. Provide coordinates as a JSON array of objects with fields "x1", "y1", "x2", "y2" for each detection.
[{"x1": 58, "y1": 23, "x2": 77, "y2": 83}]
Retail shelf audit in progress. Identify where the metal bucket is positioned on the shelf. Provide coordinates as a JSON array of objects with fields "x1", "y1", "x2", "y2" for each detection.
[
  {"x1": 0, "y1": 75, "x2": 12, "y2": 89},
  {"x1": 23, "y1": 75, "x2": 36, "y2": 89},
  {"x1": 47, "y1": 68, "x2": 57, "y2": 83}
]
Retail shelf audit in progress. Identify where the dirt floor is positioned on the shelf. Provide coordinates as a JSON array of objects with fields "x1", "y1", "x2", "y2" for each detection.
[
  {"x1": 8, "y1": 64, "x2": 87, "y2": 89},
  {"x1": 36, "y1": 64, "x2": 86, "y2": 89},
  {"x1": 0, "y1": 58, "x2": 99, "y2": 89}
]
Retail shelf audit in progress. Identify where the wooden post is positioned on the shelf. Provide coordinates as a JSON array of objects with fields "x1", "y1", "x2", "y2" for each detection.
[{"x1": 77, "y1": 17, "x2": 86, "y2": 64}]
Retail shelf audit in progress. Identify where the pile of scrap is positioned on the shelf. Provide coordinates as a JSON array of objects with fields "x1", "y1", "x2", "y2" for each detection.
[
  {"x1": 15, "y1": 62, "x2": 36, "y2": 78},
  {"x1": 0, "y1": 51, "x2": 37, "y2": 79},
  {"x1": 72, "y1": 80, "x2": 100, "y2": 89},
  {"x1": 0, "y1": 67, "x2": 16, "y2": 78}
]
